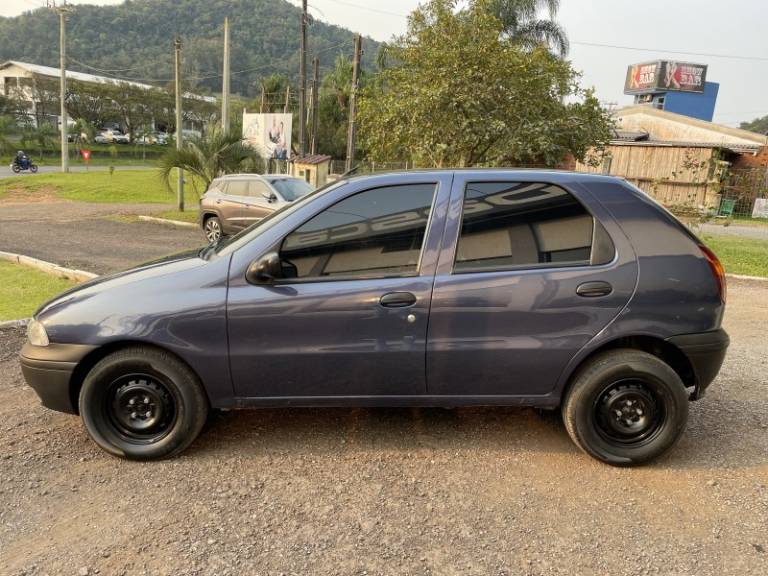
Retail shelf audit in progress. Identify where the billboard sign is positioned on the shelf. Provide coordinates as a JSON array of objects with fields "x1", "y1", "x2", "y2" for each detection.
[
  {"x1": 625, "y1": 61, "x2": 707, "y2": 94},
  {"x1": 242, "y1": 112, "x2": 292, "y2": 160}
]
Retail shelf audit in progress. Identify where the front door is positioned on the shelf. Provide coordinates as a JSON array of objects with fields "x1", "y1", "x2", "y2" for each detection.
[
  {"x1": 426, "y1": 176, "x2": 638, "y2": 397},
  {"x1": 227, "y1": 177, "x2": 451, "y2": 398}
]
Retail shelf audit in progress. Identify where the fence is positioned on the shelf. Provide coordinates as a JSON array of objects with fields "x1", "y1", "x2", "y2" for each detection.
[{"x1": 718, "y1": 168, "x2": 768, "y2": 219}]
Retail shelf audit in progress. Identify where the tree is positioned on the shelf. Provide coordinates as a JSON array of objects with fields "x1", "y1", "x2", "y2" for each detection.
[
  {"x1": 158, "y1": 129, "x2": 263, "y2": 194},
  {"x1": 740, "y1": 115, "x2": 768, "y2": 135},
  {"x1": 358, "y1": 0, "x2": 611, "y2": 168},
  {"x1": 488, "y1": 0, "x2": 569, "y2": 56}
]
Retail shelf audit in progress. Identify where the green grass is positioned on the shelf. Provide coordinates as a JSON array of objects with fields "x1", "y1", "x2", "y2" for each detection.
[
  {"x1": 0, "y1": 261, "x2": 77, "y2": 321},
  {"x1": 0, "y1": 170, "x2": 201, "y2": 205},
  {"x1": 158, "y1": 209, "x2": 200, "y2": 223},
  {"x1": 701, "y1": 234, "x2": 768, "y2": 278}
]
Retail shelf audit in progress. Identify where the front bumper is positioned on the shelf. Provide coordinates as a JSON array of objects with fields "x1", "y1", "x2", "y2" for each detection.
[
  {"x1": 20, "y1": 341, "x2": 97, "y2": 414},
  {"x1": 667, "y1": 328, "x2": 729, "y2": 400}
]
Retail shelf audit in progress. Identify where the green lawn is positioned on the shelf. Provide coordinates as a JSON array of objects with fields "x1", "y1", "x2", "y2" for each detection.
[
  {"x1": 0, "y1": 170, "x2": 201, "y2": 205},
  {"x1": 701, "y1": 235, "x2": 768, "y2": 278},
  {"x1": 0, "y1": 261, "x2": 77, "y2": 321}
]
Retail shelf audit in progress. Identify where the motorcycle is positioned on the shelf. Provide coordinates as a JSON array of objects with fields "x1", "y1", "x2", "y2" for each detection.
[{"x1": 10, "y1": 157, "x2": 38, "y2": 174}]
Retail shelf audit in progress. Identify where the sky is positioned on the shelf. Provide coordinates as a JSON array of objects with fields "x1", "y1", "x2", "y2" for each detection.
[{"x1": 2, "y1": 0, "x2": 767, "y2": 127}]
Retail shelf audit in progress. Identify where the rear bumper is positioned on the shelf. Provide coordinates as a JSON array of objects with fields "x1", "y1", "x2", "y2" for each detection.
[
  {"x1": 20, "y1": 341, "x2": 97, "y2": 415},
  {"x1": 667, "y1": 328, "x2": 729, "y2": 400}
]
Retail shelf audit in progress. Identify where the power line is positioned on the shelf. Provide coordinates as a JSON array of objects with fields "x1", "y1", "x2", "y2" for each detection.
[{"x1": 571, "y1": 40, "x2": 768, "y2": 62}]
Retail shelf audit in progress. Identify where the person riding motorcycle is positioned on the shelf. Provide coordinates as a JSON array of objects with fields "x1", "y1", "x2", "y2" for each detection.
[
  {"x1": 14, "y1": 150, "x2": 29, "y2": 167},
  {"x1": 11, "y1": 150, "x2": 37, "y2": 173}
]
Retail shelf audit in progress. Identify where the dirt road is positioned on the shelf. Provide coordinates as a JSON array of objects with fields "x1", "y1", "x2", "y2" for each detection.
[{"x1": 1, "y1": 278, "x2": 766, "y2": 576}]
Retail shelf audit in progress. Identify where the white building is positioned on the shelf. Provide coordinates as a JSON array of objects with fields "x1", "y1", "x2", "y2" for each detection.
[{"x1": 0, "y1": 60, "x2": 216, "y2": 131}]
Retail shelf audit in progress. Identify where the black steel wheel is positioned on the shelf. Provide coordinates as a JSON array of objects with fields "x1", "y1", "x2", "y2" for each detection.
[
  {"x1": 106, "y1": 374, "x2": 177, "y2": 443},
  {"x1": 562, "y1": 349, "x2": 689, "y2": 466},
  {"x1": 593, "y1": 380, "x2": 664, "y2": 446},
  {"x1": 79, "y1": 346, "x2": 209, "y2": 460}
]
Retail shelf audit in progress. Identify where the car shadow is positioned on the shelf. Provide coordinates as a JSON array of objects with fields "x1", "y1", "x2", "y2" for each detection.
[{"x1": 185, "y1": 400, "x2": 768, "y2": 471}]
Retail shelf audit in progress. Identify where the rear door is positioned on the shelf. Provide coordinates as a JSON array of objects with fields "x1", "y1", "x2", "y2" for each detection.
[{"x1": 426, "y1": 174, "x2": 638, "y2": 397}]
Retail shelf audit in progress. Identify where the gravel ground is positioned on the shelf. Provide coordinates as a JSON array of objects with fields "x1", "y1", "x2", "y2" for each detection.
[
  {"x1": 0, "y1": 278, "x2": 766, "y2": 575},
  {"x1": 0, "y1": 200, "x2": 203, "y2": 274}
]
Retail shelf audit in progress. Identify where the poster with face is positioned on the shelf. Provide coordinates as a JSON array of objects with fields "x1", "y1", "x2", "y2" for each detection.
[{"x1": 242, "y1": 112, "x2": 293, "y2": 160}]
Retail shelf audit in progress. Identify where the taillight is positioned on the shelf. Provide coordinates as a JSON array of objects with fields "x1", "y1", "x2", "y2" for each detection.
[{"x1": 699, "y1": 244, "x2": 726, "y2": 303}]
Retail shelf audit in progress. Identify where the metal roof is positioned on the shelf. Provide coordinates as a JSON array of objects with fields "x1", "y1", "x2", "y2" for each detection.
[{"x1": 0, "y1": 60, "x2": 216, "y2": 103}]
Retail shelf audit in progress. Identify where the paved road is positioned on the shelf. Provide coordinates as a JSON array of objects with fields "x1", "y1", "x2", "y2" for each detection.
[
  {"x1": 0, "y1": 165, "x2": 155, "y2": 178},
  {"x1": 0, "y1": 199, "x2": 203, "y2": 274},
  {"x1": 700, "y1": 223, "x2": 768, "y2": 240},
  {"x1": 0, "y1": 277, "x2": 766, "y2": 576}
]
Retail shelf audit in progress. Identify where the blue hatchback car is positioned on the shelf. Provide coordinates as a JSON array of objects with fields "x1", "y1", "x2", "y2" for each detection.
[{"x1": 20, "y1": 171, "x2": 729, "y2": 465}]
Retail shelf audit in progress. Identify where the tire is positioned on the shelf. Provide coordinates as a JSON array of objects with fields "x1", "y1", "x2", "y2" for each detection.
[
  {"x1": 30, "y1": 164, "x2": 38, "y2": 173},
  {"x1": 203, "y1": 215, "x2": 223, "y2": 243},
  {"x1": 79, "y1": 346, "x2": 209, "y2": 460},
  {"x1": 12, "y1": 164, "x2": 20, "y2": 173},
  {"x1": 561, "y1": 349, "x2": 689, "y2": 466}
]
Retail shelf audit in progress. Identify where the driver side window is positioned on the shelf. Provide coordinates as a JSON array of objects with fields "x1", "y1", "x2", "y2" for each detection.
[{"x1": 279, "y1": 183, "x2": 437, "y2": 280}]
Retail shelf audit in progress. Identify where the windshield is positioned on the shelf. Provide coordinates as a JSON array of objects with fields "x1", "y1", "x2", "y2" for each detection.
[
  {"x1": 207, "y1": 179, "x2": 348, "y2": 258},
  {"x1": 268, "y1": 178, "x2": 315, "y2": 201}
]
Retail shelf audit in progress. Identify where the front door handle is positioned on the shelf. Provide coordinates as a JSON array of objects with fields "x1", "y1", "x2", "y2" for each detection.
[
  {"x1": 576, "y1": 281, "x2": 613, "y2": 298},
  {"x1": 379, "y1": 292, "x2": 417, "y2": 308}
]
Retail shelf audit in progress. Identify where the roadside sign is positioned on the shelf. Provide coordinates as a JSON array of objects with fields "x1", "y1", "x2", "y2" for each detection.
[{"x1": 752, "y1": 198, "x2": 768, "y2": 219}]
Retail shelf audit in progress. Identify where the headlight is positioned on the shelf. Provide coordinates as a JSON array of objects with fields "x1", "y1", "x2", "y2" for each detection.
[{"x1": 27, "y1": 320, "x2": 50, "y2": 347}]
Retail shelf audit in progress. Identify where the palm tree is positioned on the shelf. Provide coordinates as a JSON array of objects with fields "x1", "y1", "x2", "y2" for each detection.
[
  {"x1": 487, "y1": 0, "x2": 569, "y2": 57},
  {"x1": 158, "y1": 129, "x2": 263, "y2": 194}
]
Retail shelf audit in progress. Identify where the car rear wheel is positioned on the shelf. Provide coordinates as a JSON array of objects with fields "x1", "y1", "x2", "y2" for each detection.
[
  {"x1": 203, "y1": 215, "x2": 222, "y2": 243},
  {"x1": 79, "y1": 346, "x2": 208, "y2": 460},
  {"x1": 562, "y1": 349, "x2": 689, "y2": 466}
]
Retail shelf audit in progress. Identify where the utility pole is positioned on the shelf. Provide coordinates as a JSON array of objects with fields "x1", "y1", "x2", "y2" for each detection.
[
  {"x1": 346, "y1": 34, "x2": 362, "y2": 172},
  {"x1": 310, "y1": 56, "x2": 319, "y2": 155},
  {"x1": 260, "y1": 85, "x2": 266, "y2": 113},
  {"x1": 284, "y1": 86, "x2": 291, "y2": 113},
  {"x1": 174, "y1": 37, "x2": 184, "y2": 211},
  {"x1": 299, "y1": 0, "x2": 308, "y2": 156},
  {"x1": 221, "y1": 17, "x2": 230, "y2": 135},
  {"x1": 50, "y1": 1, "x2": 73, "y2": 173}
]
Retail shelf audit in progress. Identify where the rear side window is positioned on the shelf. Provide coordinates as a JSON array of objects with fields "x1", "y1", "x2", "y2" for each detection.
[
  {"x1": 280, "y1": 184, "x2": 436, "y2": 279},
  {"x1": 454, "y1": 182, "x2": 614, "y2": 273},
  {"x1": 226, "y1": 181, "x2": 249, "y2": 196}
]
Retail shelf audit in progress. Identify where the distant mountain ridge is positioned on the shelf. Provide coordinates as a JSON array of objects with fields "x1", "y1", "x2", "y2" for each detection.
[{"x1": 0, "y1": 0, "x2": 380, "y2": 97}]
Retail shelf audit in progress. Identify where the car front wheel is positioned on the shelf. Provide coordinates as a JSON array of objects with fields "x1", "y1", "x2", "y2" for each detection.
[
  {"x1": 79, "y1": 346, "x2": 209, "y2": 460},
  {"x1": 203, "y1": 215, "x2": 223, "y2": 243},
  {"x1": 562, "y1": 349, "x2": 689, "y2": 466}
]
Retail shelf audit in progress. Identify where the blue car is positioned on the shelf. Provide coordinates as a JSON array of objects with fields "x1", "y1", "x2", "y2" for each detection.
[{"x1": 20, "y1": 170, "x2": 729, "y2": 465}]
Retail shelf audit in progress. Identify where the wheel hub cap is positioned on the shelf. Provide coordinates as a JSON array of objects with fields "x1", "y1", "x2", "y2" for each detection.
[
  {"x1": 596, "y1": 381, "x2": 662, "y2": 444},
  {"x1": 111, "y1": 379, "x2": 171, "y2": 435}
]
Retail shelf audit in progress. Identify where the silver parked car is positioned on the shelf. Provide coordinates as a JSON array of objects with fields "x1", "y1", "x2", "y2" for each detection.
[{"x1": 199, "y1": 174, "x2": 314, "y2": 242}]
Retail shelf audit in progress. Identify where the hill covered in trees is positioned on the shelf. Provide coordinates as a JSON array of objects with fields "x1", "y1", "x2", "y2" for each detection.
[{"x1": 0, "y1": 0, "x2": 380, "y2": 98}]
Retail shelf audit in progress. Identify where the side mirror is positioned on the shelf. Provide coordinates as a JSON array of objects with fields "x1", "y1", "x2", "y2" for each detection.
[
  {"x1": 245, "y1": 252, "x2": 282, "y2": 285},
  {"x1": 262, "y1": 192, "x2": 278, "y2": 203}
]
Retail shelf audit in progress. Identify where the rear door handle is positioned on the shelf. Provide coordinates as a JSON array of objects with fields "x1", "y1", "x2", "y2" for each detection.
[
  {"x1": 576, "y1": 281, "x2": 613, "y2": 298},
  {"x1": 379, "y1": 292, "x2": 417, "y2": 308}
]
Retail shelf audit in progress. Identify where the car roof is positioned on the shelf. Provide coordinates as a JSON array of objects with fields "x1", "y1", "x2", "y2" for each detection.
[
  {"x1": 217, "y1": 174, "x2": 302, "y2": 181},
  {"x1": 340, "y1": 168, "x2": 627, "y2": 186}
]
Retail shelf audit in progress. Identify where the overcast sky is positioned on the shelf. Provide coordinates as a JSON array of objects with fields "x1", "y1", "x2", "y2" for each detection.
[{"x1": 3, "y1": 0, "x2": 767, "y2": 127}]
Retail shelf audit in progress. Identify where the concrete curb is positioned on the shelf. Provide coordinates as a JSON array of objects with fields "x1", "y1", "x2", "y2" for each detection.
[
  {"x1": 727, "y1": 273, "x2": 768, "y2": 282},
  {"x1": 0, "y1": 251, "x2": 98, "y2": 282},
  {"x1": 0, "y1": 317, "x2": 31, "y2": 329},
  {"x1": 138, "y1": 215, "x2": 197, "y2": 229}
]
